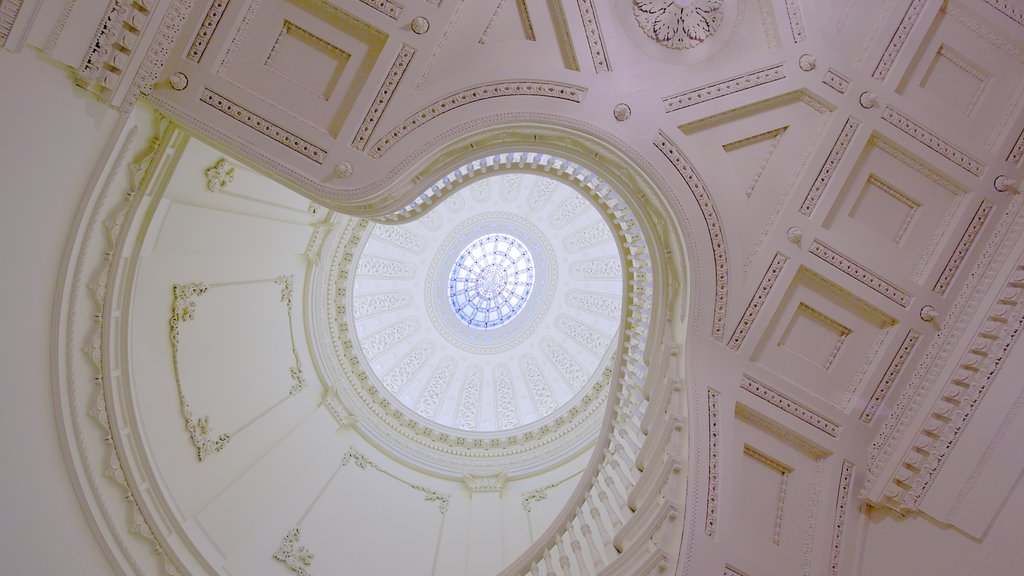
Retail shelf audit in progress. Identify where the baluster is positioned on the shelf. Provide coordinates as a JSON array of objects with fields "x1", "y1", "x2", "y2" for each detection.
[
  {"x1": 543, "y1": 548, "x2": 556, "y2": 576},
  {"x1": 597, "y1": 486, "x2": 623, "y2": 532},
  {"x1": 580, "y1": 514, "x2": 604, "y2": 571},
  {"x1": 556, "y1": 533, "x2": 571, "y2": 575},
  {"x1": 568, "y1": 519, "x2": 588, "y2": 573},
  {"x1": 587, "y1": 494, "x2": 617, "y2": 560},
  {"x1": 530, "y1": 562, "x2": 541, "y2": 576}
]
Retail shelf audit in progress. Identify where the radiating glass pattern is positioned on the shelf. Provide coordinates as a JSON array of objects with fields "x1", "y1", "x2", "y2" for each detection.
[{"x1": 449, "y1": 234, "x2": 535, "y2": 329}]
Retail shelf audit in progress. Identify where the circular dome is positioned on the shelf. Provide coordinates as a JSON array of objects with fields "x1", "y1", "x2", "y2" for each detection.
[
  {"x1": 448, "y1": 233, "x2": 535, "y2": 329},
  {"x1": 320, "y1": 167, "x2": 626, "y2": 470}
]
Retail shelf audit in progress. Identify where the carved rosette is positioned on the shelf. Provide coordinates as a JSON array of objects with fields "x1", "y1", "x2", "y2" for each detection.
[{"x1": 633, "y1": 0, "x2": 724, "y2": 50}]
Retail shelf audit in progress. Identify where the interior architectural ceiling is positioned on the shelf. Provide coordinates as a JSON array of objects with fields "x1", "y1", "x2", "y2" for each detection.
[{"x1": 4, "y1": 0, "x2": 1024, "y2": 575}]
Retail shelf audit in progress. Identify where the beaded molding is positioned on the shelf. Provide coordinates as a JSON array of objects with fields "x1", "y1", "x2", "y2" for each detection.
[
  {"x1": 861, "y1": 331, "x2": 920, "y2": 423},
  {"x1": 799, "y1": 117, "x2": 861, "y2": 215},
  {"x1": 662, "y1": 64, "x2": 785, "y2": 112},
  {"x1": 728, "y1": 253, "x2": 788, "y2": 351},
  {"x1": 0, "y1": 0, "x2": 24, "y2": 46},
  {"x1": 784, "y1": 0, "x2": 806, "y2": 43},
  {"x1": 873, "y1": 0, "x2": 927, "y2": 81},
  {"x1": 352, "y1": 44, "x2": 415, "y2": 151},
  {"x1": 199, "y1": 89, "x2": 326, "y2": 164},
  {"x1": 705, "y1": 389, "x2": 721, "y2": 538},
  {"x1": 822, "y1": 68, "x2": 850, "y2": 94},
  {"x1": 577, "y1": 0, "x2": 609, "y2": 72},
  {"x1": 985, "y1": 0, "x2": 1024, "y2": 27},
  {"x1": 934, "y1": 201, "x2": 993, "y2": 294},
  {"x1": 740, "y1": 375, "x2": 839, "y2": 437},
  {"x1": 881, "y1": 106, "x2": 984, "y2": 176},
  {"x1": 655, "y1": 131, "x2": 729, "y2": 341},
  {"x1": 368, "y1": 81, "x2": 587, "y2": 158},
  {"x1": 810, "y1": 240, "x2": 911, "y2": 307},
  {"x1": 188, "y1": 0, "x2": 230, "y2": 63},
  {"x1": 829, "y1": 461, "x2": 855, "y2": 576},
  {"x1": 359, "y1": 0, "x2": 403, "y2": 20},
  {"x1": 1008, "y1": 127, "x2": 1024, "y2": 163}
]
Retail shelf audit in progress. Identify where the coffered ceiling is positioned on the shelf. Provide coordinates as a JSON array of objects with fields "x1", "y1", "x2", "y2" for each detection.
[{"x1": 5, "y1": 0, "x2": 1024, "y2": 575}]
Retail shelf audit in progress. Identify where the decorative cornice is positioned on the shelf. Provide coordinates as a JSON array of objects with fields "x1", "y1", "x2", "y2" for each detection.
[
  {"x1": 822, "y1": 68, "x2": 850, "y2": 94},
  {"x1": 662, "y1": 64, "x2": 785, "y2": 112},
  {"x1": 200, "y1": 89, "x2": 327, "y2": 163},
  {"x1": 368, "y1": 81, "x2": 587, "y2": 158},
  {"x1": 0, "y1": 0, "x2": 24, "y2": 46},
  {"x1": 881, "y1": 106, "x2": 984, "y2": 176},
  {"x1": 728, "y1": 254, "x2": 787, "y2": 351},
  {"x1": 934, "y1": 201, "x2": 994, "y2": 294},
  {"x1": 655, "y1": 131, "x2": 729, "y2": 341},
  {"x1": 740, "y1": 375, "x2": 839, "y2": 437},
  {"x1": 860, "y1": 331, "x2": 920, "y2": 423},
  {"x1": 705, "y1": 389, "x2": 720, "y2": 538},
  {"x1": 882, "y1": 262, "x2": 1024, "y2": 510},
  {"x1": 810, "y1": 240, "x2": 911, "y2": 307},
  {"x1": 873, "y1": 0, "x2": 926, "y2": 81},
  {"x1": 829, "y1": 461, "x2": 855, "y2": 576},
  {"x1": 352, "y1": 44, "x2": 415, "y2": 151},
  {"x1": 577, "y1": 0, "x2": 609, "y2": 72},
  {"x1": 464, "y1": 472, "x2": 506, "y2": 493},
  {"x1": 122, "y1": 0, "x2": 194, "y2": 113},
  {"x1": 799, "y1": 117, "x2": 860, "y2": 215},
  {"x1": 187, "y1": 0, "x2": 230, "y2": 63},
  {"x1": 986, "y1": 0, "x2": 1024, "y2": 26}
]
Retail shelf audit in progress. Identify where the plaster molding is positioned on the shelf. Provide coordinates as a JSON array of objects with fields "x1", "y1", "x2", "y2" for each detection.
[
  {"x1": 985, "y1": 0, "x2": 1024, "y2": 26},
  {"x1": 740, "y1": 374, "x2": 839, "y2": 437},
  {"x1": 464, "y1": 472, "x2": 507, "y2": 493},
  {"x1": 881, "y1": 106, "x2": 984, "y2": 177},
  {"x1": 200, "y1": 89, "x2": 327, "y2": 164},
  {"x1": 829, "y1": 461, "x2": 855, "y2": 576},
  {"x1": 934, "y1": 201, "x2": 994, "y2": 294},
  {"x1": 632, "y1": 0, "x2": 724, "y2": 50},
  {"x1": 1009, "y1": 127, "x2": 1024, "y2": 163},
  {"x1": 274, "y1": 528, "x2": 314, "y2": 576},
  {"x1": 576, "y1": 0, "x2": 609, "y2": 72},
  {"x1": 822, "y1": 68, "x2": 850, "y2": 94},
  {"x1": 204, "y1": 158, "x2": 235, "y2": 192},
  {"x1": 187, "y1": 0, "x2": 230, "y2": 63},
  {"x1": 880, "y1": 261, "x2": 1024, "y2": 510},
  {"x1": 799, "y1": 117, "x2": 861, "y2": 216},
  {"x1": 367, "y1": 81, "x2": 587, "y2": 159},
  {"x1": 705, "y1": 388, "x2": 720, "y2": 538},
  {"x1": 662, "y1": 64, "x2": 785, "y2": 112},
  {"x1": 784, "y1": 0, "x2": 806, "y2": 43},
  {"x1": 352, "y1": 44, "x2": 415, "y2": 152},
  {"x1": 654, "y1": 131, "x2": 728, "y2": 341},
  {"x1": 873, "y1": 0, "x2": 927, "y2": 81},
  {"x1": 861, "y1": 331, "x2": 921, "y2": 424},
  {"x1": 728, "y1": 253, "x2": 787, "y2": 351},
  {"x1": 359, "y1": 0, "x2": 402, "y2": 20},
  {"x1": 0, "y1": 0, "x2": 24, "y2": 47},
  {"x1": 168, "y1": 275, "x2": 306, "y2": 461},
  {"x1": 810, "y1": 240, "x2": 911, "y2": 307}
]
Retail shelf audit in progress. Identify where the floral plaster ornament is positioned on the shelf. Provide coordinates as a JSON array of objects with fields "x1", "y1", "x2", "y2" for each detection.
[{"x1": 633, "y1": 0, "x2": 724, "y2": 50}]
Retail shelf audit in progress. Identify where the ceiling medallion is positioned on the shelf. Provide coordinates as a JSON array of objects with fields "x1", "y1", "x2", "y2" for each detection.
[{"x1": 633, "y1": 0, "x2": 724, "y2": 50}]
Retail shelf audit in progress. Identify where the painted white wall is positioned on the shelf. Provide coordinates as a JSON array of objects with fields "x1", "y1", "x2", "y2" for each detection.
[{"x1": 0, "y1": 47, "x2": 122, "y2": 575}]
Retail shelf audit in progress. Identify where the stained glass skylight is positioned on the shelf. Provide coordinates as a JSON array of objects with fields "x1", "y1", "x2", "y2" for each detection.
[{"x1": 448, "y1": 233, "x2": 535, "y2": 329}]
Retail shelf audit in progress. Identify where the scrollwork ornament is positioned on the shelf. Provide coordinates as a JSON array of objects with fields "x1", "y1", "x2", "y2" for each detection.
[
  {"x1": 274, "y1": 528, "x2": 314, "y2": 576},
  {"x1": 633, "y1": 0, "x2": 724, "y2": 50}
]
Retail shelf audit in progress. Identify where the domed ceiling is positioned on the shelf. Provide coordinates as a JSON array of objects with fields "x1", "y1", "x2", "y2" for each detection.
[{"x1": 348, "y1": 172, "x2": 622, "y2": 432}]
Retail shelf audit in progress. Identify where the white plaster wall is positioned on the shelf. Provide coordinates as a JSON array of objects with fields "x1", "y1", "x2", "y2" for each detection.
[{"x1": 0, "y1": 48, "x2": 122, "y2": 575}]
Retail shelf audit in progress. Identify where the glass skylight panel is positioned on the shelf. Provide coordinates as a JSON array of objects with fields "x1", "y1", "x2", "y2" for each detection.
[{"x1": 448, "y1": 233, "x2": 535, "y2": 329}]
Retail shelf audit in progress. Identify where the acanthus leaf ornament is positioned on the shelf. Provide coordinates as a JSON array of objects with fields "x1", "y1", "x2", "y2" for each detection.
[{"x1": 633, "y1": 0, "x2": 724, "y2": 50}]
